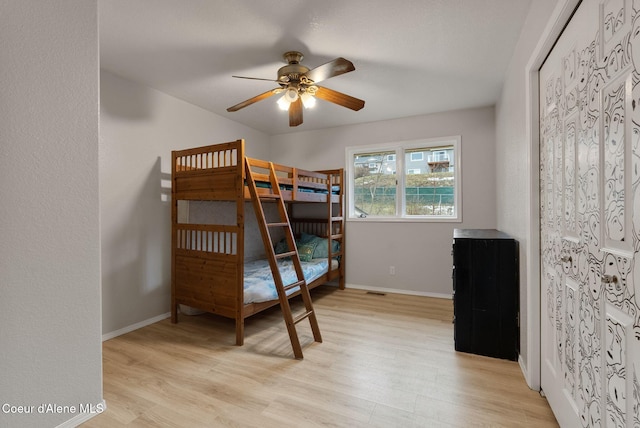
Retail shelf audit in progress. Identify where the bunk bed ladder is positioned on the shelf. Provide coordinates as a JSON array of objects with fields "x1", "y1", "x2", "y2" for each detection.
[{"x1": 245, "y1": 158, "x2": 322, "y2": 359}]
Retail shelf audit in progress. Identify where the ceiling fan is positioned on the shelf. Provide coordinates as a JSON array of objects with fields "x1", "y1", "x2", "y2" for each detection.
[{"x1": 226, "y1": 51, "x2": 365, "y2": 127}]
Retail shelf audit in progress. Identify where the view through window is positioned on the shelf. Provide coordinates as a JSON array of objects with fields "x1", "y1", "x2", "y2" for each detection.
[{"x1": 347, "y1": 137, "x2": 460, "y2": 221}]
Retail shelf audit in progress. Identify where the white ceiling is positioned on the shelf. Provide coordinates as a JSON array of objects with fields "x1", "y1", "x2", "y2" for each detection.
[{"x1": 100, "y1": 0, "x2": 532, "y2": 136}]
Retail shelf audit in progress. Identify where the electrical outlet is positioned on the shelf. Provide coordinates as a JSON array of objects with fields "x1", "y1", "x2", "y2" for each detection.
[{"x1": 389, "y1": 266, "x2": 395, "y2": 275}]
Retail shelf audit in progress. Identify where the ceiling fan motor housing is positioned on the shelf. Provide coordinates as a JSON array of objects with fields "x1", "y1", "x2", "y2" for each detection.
[
  {"x1": 277, "y1": 64, "x2": 310, "y2": 83},
  {"x1": 278, "y1": 51, "x2": 312, "y2": 87}
]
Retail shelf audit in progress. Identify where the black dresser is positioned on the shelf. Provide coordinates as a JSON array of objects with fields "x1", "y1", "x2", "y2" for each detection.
[{"x1": 452, "y1": 229, "x2": 519, "y2": 361}]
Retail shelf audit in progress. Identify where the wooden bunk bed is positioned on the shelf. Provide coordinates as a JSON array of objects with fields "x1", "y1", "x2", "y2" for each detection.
[{"x1": 171, "y1": 139, "x2": 345, "y2": 358}]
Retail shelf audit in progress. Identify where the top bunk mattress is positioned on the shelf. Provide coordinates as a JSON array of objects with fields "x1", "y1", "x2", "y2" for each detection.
[{"x1": 252, "y1": 180, "x2": 341, "y2": 195}]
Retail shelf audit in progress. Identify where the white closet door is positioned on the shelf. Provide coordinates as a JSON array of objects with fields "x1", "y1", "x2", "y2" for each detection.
[{"x1": 539, "y1": 0, "x2": 640, "y2": 426}]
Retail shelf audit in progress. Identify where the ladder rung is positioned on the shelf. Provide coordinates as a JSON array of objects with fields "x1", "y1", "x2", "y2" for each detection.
[
  {"x1": 276, "y1": 251, "x2": 297, "y2": 259},
  {"x1": 293, "y1": 310, "x2": 314, "y2": 325},
  {"x1": 330, "y1": 234, "x2": 343, "y2": 240},
  {"x1": 283, "y1": 280, "x2": 305, "y2": 292},
  {"x1": 331, "y1": 216, "x2": 343, "y2": 221},
  {"x1": 267, "y1": 222, "x2": 289, "y2": 228},
  {"x1": 259, "y1": 194, "x2": 281, "y2": 199}
]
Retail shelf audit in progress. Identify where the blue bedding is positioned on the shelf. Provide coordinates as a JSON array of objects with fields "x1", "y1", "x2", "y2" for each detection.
[
  {"x1": 243, "y1": 258, "x2": 333, "y2": 304},
  {"x1": 251, "y1": 180, "x2": 340, "y2": 194}
]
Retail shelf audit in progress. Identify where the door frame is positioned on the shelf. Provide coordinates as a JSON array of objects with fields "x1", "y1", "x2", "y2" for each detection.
[{"x1": 524, "y1": 0, "x2": 581, "y2": 390}]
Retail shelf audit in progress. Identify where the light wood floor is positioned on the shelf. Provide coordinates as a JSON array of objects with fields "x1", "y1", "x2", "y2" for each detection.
[{"x1": 83, "y1": 287, "x2": 558, "y2": 427}]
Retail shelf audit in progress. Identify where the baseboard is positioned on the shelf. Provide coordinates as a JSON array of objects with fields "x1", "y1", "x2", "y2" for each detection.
[
  {"x1": 518, "y1": 353, "x2": 539, "y2": 391},
  {"x1": 102, "y1": 312, "x2": 171, "y2": 342},
  {"x1": 54, "y1": 399, "x2": 106, "y2": 428},
  {"x1": 345, "y1": 283, "x2": 452, "y2": 299}
]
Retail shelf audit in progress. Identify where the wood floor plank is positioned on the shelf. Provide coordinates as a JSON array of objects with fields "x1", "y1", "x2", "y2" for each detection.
[{"x1": 82, "y1": 287, "x2": 558, "y2": 427}]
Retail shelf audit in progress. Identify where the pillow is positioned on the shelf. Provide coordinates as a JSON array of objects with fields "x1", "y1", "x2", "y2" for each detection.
[
  {"x1": 298, "y1": 232, "x2": 317, "y2": 245},
  {"x1": 274, "y1": 233, "x2": 313, "y2": 254},
  {"x1": 274, "y1": 233, "x2": 338, "y2": 260},
  {"x1": 311, "y1": 236, "x2": 341, "y2": 259},
  {"x1": 297, "y1": 241, "x2": 318, "y2": 262}
]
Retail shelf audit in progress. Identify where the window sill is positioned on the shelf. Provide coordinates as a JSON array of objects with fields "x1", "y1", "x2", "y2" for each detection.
[{"x1": 347, "y1": 215, "x2": 462, "y2": 223}]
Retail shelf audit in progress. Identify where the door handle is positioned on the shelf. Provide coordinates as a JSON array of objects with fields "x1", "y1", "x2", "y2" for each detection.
[{"x1": 602, "y1": 274, "x2": 618, "y2": 284}]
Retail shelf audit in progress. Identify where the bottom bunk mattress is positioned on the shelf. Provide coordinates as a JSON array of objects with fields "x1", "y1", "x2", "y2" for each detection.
[{"x1": 244, "y1": 258, "x2": 338, "y2": 304}]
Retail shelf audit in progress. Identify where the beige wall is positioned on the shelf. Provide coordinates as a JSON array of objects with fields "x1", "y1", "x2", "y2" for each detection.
[
  {"x1": 100, "y1": 70, "x2": 270, "y2": 336},
  {"x1": 0, "y1": 1, "x2": 102, "y2": 427},
  {"x1": 270, "y1": 106, "x2": 497, "y2": 296},
  {"x1": 495, "y1": 0, "x2": 560, "y2": 388}
]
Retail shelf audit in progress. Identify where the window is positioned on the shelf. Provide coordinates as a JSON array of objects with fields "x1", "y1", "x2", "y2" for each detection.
[
  {"x1": 346, "y1": 137, "x2": 461, "y2": 222},
  {"x1": 409, "y1": 152, "x2": 424, "y2": 162}
]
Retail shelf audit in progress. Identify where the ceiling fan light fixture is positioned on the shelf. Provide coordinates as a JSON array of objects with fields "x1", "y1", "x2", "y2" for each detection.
[
  {"x1": 277, "y1": 95, "x2": 290, "y2": 111},
  {"x1": 300, "y1": 91, "x2": 316, "y2": 109},
  {"x1": 283, "y1": 86, "x2": 299, "y2": 103}
]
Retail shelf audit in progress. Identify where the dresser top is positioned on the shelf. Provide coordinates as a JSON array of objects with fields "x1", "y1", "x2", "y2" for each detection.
[{"x1": 453, "y1": 229, "x2": 513, "y2": 240}]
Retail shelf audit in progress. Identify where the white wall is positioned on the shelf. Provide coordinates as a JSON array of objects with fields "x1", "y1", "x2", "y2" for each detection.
[
  {"x1": 0, "y1": 2, "x2": 102, "y2": 427},
  {"x1": 270, "y1": 106, "x2": 497, "y2": 296},
  {"x1": 100, "y1": 71, "x2": 270, "y2": 336},
  {"x1": 495, "y1": 0, "x2": 559, "y2": 388}
]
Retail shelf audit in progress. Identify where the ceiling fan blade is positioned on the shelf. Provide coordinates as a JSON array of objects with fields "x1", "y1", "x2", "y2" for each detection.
[
  {"x1": 289, "y1": 98, "x2": 303, "y2": 127},
  {"x1": 303, "y1": 58, "x2": 355, "y2": 84},
  {"x1": 232, "y1": 75, "x2": 288, "y2": 83},
  {"x1": 226, "y1": 89, "x2": 280, "y2": 112},
  {"x1": 314, "y1": 86, "x2": 365, "y2": 111}
]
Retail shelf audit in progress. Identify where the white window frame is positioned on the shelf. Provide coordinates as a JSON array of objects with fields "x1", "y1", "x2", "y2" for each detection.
[{"x1": 346, "y1": 136, "x2": 462, "y2": 222}]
